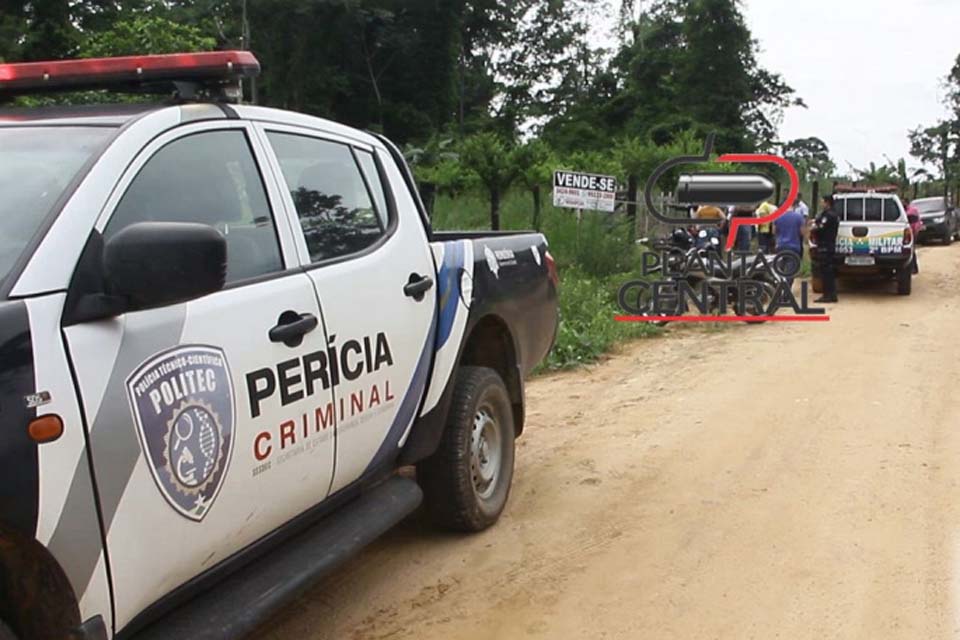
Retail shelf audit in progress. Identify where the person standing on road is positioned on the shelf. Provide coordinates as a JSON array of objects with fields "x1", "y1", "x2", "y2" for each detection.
[
  {"x1": 813, "y1": 194, "x2": 840, "y2": 303},
  {"x1": 774, "y1": 203, "x2": 805, "y2": 287},
  {"x1": 756, "y1": 201, "x2": 777, "y2": 253},
  {"x1": 725, "y1": 206, "x2": 754, "y2": 252},
  {"x1": 795, "y1": 192, "x2": 810, "y2": 219},
  {"x1": 904, "y1": 198, "x2": 922, "y2": 274},
  {"x1": 694, "y1": 206, "x2": 724, "y2": 249}
]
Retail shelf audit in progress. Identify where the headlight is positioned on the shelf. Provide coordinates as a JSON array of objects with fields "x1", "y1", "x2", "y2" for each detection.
[{"x1": 933, "y1": 216, "x2": 945, "y2": 224}]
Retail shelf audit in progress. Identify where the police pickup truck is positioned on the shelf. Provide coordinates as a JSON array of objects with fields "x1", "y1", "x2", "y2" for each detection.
[
  {"x1": 810, "y1": 189, "x2": 915, "y2": 295},
  {"x1": 0, "y1": 52, "x2": 558, "y2": 640}
]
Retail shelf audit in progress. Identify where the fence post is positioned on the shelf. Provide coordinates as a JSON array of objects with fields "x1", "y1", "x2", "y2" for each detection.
[{"x1": 811, "y1": 181, "x2": 820, "y2": 214}]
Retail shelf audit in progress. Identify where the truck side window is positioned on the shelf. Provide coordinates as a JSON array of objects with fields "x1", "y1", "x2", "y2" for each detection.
[
  {"x1": 267, "y1": 132, "x2": 386, "y2": 263},
  {"x1": 356, "y1": 150, "x2": 389, "y2": 229},
  {"x1": 106, "y1": 130, "x2": 284, "y2": 283}
]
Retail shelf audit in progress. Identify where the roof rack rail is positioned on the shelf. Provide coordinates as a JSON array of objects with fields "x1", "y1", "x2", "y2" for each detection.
[
  {"x1": 0, "y1": 51, "x2": 259, "y2": 103},
  {"x1": 833, "y1": 183, "x2": 899, "y2": 194}
]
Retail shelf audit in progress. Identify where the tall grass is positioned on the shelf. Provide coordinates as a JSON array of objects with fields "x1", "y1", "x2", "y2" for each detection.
[{"x1": 433, "y1": 189, "x2": 661, "y2": 370}]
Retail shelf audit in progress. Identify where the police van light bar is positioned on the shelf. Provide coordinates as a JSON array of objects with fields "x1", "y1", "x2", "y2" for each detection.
[{"x1": 0, "y1": 51, "x2": 260, "y2": 95}]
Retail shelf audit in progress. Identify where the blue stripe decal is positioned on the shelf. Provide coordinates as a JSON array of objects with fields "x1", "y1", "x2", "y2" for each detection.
[
  {"x1": 362, "y1": 315, "x2": 436, "y2": 474},
  {"x1": 436, "y1": 241, "x2": 464, "y2": 351}
]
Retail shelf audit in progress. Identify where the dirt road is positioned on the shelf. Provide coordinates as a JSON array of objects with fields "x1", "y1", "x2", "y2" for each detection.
[{"x1": 261, "y1": 244, "x2": 960, "y2": 640}]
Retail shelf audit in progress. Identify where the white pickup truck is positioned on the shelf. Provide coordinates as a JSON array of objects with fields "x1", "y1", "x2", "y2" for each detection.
[
  {"x1": 0, "y1": 52, "x2": 558, "y2": 640},
  {"x1": 810, "y1": 190, "x2": 915, "y2": 295}
]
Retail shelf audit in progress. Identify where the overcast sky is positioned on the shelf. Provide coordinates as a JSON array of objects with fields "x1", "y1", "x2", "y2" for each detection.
[
  {"x1": 595, "y1": 1, "x2": 960, "y2": 172},
  {"x1": 742, "y1": 0, "x2": 960, "y2": 171}
]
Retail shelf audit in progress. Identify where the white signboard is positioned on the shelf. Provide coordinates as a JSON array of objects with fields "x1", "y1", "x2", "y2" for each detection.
[{"x1": 552, "y1": 170, "x2": 617, "y2": 212}]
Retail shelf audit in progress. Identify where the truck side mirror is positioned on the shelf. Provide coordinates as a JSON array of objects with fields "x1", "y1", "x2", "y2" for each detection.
[{"x1": 104, "y1": 222, "x2": 227, "y2": 312}]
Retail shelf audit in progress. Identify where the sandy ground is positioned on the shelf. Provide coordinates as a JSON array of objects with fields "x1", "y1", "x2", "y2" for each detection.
[{"x1": 259, "y1": 244, "x2": 960, "y2": 640}]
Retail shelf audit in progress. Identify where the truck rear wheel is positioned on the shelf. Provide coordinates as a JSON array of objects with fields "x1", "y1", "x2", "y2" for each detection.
[
  {"x1": 418, "y1": 366, "x2": 515, "y2": 532},
  {"x1": 897, "y1": 267, "x2": 912, "y2": 295}
]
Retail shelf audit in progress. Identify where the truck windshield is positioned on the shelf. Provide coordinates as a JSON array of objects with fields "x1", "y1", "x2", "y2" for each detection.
[{"x1": 0, "y1": 126, "x2": 113, "y2": 289}]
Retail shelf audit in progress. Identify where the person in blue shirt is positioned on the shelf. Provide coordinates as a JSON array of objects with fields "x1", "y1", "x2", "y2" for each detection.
[{"x1": 774, "y1": 203, "x2": 806, "y2": 286}]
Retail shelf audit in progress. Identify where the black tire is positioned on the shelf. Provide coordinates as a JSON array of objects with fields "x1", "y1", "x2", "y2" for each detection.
[
  {"x1": 0, "y1": 620, "x2": 18, "y2": 640},
  {"x1": 417, "y1": 366, "x2": 516, "y2": 532},
  {"x1": 897, "y1": 267, "x2": 912, "y2": 295},
  {"x1": 744, "y1": 281, "x2": 777, "y2": 324}
]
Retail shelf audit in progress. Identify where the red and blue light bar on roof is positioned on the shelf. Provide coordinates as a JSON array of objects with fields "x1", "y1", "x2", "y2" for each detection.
[{"x1": 0, "y1": 50, "x2": 260, "y2": 96}]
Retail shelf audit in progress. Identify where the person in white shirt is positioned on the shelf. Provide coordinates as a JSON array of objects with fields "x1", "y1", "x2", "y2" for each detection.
[{"x1": 795, "y1": 192, "x2": 810, "y2": 219}]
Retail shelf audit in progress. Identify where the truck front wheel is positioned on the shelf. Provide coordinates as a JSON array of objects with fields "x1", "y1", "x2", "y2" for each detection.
[{"x1": 418, "y1": 366, "x2": 516, "y2": 532}]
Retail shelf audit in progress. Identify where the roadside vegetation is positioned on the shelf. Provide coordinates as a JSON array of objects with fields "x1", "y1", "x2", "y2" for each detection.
[{"x1": 433, "y1": 191, "x2": 661, "y2": 370}]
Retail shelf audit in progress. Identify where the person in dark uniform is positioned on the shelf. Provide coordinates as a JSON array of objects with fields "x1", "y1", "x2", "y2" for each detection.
[{"x1": 813, "y1": 194, "x2": 840, "y2": 303}]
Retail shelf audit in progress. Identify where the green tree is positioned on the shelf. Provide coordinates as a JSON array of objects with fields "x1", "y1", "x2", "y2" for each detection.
[
  {"x1": 460, "y1": 132, "x2": 519, "y2": 230},
  {"x1": 19, "y1": 0, "x2": 79, "y2": 61},
  {"x1": 80, "y1": 14, "x2": 216, "y2": 57},
  {"x1": 852, "y1": 162, "x2": 897, "y2": 185},
  {"x1": 782, "y1": 137, "x2": 835, "y2": 184},
  {"x1": 512, "y1": 139, "x2": 554, "y2": 230},
  {"x1": 404, "y1": 136, "x2": 462, "y2": 216}
]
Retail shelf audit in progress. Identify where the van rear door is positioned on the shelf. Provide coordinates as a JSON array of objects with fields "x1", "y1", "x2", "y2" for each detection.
[{"x1": 836, "y1": 195, "x2": 909, "y2": 263}]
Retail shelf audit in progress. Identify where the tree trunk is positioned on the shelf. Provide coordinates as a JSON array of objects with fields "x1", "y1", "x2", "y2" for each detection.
[
  {"x1": 626, "y1": 174, "x2": 638, "y2": 220},
  {"x1": 490, "y1": 189, "x2": 501, "y2": 231},
  {"x1": 532, "y1": 185, "x2": 542, "y2": 231}
]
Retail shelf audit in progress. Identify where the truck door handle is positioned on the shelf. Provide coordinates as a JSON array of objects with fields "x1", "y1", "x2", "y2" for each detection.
[
  {"x1": 403, "y1": 274, "x2": 434, "y2": 301},
  {"x1": 269, "y1": 312, "x2": 319, "y2": 347}
]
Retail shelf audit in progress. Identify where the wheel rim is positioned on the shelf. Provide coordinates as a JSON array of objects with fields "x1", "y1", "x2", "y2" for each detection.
[{"x1": 470, "y1": 405, "x2": 502, "y2": 501}]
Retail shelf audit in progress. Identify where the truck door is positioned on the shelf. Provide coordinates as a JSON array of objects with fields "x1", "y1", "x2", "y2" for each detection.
[
  {"x1": 62, "y1": 122, "x2": 337, "y2": 631},
  {"x1": 257, "y1": 125, "x2": 437, "y2": 494}
]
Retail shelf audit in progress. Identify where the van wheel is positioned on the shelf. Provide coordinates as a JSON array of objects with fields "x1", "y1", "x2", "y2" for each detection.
[
  {"x1": 0, "y1": 620, "x2": 18, "y2": 640},
  {"x1": 897, "y1": 268, "x2": 912, "y2": 295},
  {"x1": 418, "y1": 366, "x2": 515, "y2": 532},
  {"x1": 811, "y1": 276, "x2": 823, "y2": 294}
]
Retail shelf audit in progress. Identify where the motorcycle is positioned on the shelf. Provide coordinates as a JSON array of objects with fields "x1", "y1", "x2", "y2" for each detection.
[{"x1": 621, "y1": 228, "x2": 783, "y2": 325}]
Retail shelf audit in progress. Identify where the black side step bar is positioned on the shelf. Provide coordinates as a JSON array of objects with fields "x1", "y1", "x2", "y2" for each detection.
[{"x1": 130, "y1": 476, "x2": 423, "y2": 640}]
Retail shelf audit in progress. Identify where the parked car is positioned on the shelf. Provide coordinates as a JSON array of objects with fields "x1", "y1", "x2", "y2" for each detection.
[
  {"x1": 913, "y1": 196, "x2": 959, "y2": 244},
  {"x1": 0, "y1": 52, "x2": 559, "y2": 640},
  {"x1": 810, "y1": 191, "x2": 915, "y2": 295}
]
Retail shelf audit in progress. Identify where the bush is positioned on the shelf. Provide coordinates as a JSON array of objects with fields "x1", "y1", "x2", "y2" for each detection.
[{"x1": 540, "y1": 269, "x2": 660, "y2": 370}]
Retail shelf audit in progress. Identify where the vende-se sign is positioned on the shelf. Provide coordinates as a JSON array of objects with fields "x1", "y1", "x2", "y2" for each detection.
[{"x1": 552, "y1": 170, "x2": 617, "y2": 212}]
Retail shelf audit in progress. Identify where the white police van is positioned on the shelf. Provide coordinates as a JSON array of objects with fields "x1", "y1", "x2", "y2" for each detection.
[
  {"x1": 810, "y1": 189, "x2": 916, "y2": 295},
  {"x1": 0, "y1": 52, "x2": 558, "y2": 640}
]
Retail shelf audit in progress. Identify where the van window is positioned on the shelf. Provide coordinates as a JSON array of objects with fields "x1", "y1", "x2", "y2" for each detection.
[
  {"x1": 883, "y1": 199, "x2": 901, "y2": 222},
  {"x1": 844, "y1": 198, "x2": 864, "y2": 222},
  {"x1": 864, "y1": 197, "x2": 883, "y2": 222}
]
